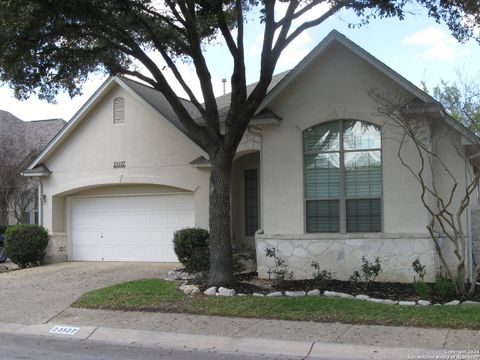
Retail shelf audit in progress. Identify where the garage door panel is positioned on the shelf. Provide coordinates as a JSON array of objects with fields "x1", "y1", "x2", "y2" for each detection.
[
  {"x1": 71, "y1": 193, "x2": 194, "y2": 262},
  {"x1": 72, "y1": 230, "x2": 101, "y2": 244},
  {"x1": 72, "y1": 213, "x2": 116, "y2": 228},
  {"x1": 117, "y1": 196, "x2": 149, "y2": 210},
  {"x1": 72, "y1": 197, "x2": 113, "y2": 212},
  {"x1": 181, "y1": 211, "x2": 195, "y2": 224},
  {"x1": 117, "y1": 213, "x2": 134, "y2": 225},
  {"x1": 72, "y1": 245, "x2": 104, "y2": 261},
  {"x1": 148, "y1": 213, "x2": 165, "y2": 225}
]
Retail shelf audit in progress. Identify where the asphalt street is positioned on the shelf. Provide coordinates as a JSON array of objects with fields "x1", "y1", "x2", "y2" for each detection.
[{"x1": 0, "y1": 334, "x2": 302, "y2": 360}]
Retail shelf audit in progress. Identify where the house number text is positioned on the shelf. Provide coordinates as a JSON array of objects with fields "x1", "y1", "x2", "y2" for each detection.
[{"x1": 113, "y1": 161, "x2": 126, "y2": 168}]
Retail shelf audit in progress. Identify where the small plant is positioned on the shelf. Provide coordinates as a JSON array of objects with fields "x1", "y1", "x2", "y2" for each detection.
[
  {"x1": 4, "y1": 224, "x2": 49, "y2": 268},
  {"x1": 413, "y1": 281, "x2": 430, "y2": 298},
  {"x1": 411, "y1": 258, "x2": 429, "y2": 298},
  {"x1": 233, "y1": 251, "x2": 256, "y2": 273},
  {"x1": 412, "y1": 258, "x2": 426, "y2": 281},
  {"x1": 265, "y1": 247, "x2": 293, "y2": 286},
  {"x1": 350, "y1": 256, "x2": 382, "y2": 291},
  {"x1": 173, "y1": 228, "x2": 210, "y2": 274},
  {"x1": 311, "y1": 261, "x2": 333, "y2": 290},
  {"x1": 435, "y1": 276, "x2": 457, "y2": 298}
]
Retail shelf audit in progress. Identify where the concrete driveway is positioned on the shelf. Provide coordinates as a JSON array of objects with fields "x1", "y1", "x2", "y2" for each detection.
[{"x1": 0, "y1": 262, "x2": 176, "y2": 324}]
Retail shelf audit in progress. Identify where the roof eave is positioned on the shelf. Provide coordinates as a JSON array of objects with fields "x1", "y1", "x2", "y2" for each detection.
[
  {"x1": 403, "y1": 103, "x2": 480, "y2": 145},
  {"x1": 21, "y1": 166, "x2": 52, "y2": 177}
]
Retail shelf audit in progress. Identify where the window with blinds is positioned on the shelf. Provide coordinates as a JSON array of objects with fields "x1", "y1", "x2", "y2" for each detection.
[
  {"x1": 304, "y1": 120, "x2": 382, "y2": 233},
  {"x1": 113, "y1": 97, "x2": 125, "y2": 124}
]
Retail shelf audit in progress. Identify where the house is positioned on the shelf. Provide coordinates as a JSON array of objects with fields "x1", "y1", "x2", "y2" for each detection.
[
  {"x1": 0, "y1": 110, "x2": 65, "y2": 225},
  {"x1": 22, "y1": 30, "x2": 480, "y2": 282}
]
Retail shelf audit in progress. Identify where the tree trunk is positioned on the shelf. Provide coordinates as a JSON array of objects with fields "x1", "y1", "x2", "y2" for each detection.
[
  {"x1": 207, "y1": 150, "x2": 235, "y2": 287},
  {"x1": 456, "y1": 261, "x2": 466, "y2": 295},
  {"x1": 0, "y1": 198, "x2": 8, "y2": 225}
]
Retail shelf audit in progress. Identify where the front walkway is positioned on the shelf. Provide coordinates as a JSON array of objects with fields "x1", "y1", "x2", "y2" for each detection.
[{"x1": 0, "y1": 262, "x2": 176, "y2": 324}]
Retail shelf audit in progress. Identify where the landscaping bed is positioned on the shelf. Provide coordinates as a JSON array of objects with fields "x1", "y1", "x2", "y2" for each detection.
[{"x1": 220, "y1": 272, "x2": 480, "y2": 303}]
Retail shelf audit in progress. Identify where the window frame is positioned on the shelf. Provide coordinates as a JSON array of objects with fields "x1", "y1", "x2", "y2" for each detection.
[{"x1": 303, "y1": 119, "x2": 383, "y2": 234}]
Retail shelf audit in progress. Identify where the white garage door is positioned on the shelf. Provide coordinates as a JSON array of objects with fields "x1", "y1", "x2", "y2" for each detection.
[{"x1": 70, "y1": 193, "x2": 194, "y2": 262}]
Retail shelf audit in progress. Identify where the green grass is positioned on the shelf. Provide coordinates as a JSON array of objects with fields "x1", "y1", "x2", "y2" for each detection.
[{"x1": 73, "y1": 279, "x2": 480, "y2": 330}]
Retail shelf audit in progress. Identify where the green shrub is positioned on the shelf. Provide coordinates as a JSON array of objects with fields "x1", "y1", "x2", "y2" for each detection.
[
  {"x1": 311, "y1": 261, "x2": 333, "y2": 290},
  {"x1": 265, "y1": 247, "x2": 294, "y2": 286},
  {"x1": 350, "y1": 256, "x2": 382, "y2": 291},
  {"x1": 413, "y1": 281, "x2": 430, "y2": 298},
  {"x1": 173, "y1": 228, "x2": 210, "y2": 273},
  {"x1": 0, "y1": 225, "x2": 8, "y2": 235},
  {"x1": 435, "y1": 276, "x2": 457, "y2": 298},
  {"x1": 5, "y1": 224, "x2": 49, "y2": 268}
]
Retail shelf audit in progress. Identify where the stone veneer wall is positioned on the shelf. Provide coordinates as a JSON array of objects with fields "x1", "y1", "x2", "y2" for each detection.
[
  {"x1": 44, "y1": 232, "x2": 68, "y2": 264},
  {"x1": 256, "y1": 233, "x2": 436, "y2": 283}
]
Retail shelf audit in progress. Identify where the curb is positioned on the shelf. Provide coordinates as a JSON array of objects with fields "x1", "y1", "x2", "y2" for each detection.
[{"x1": 0, "y1": 322, "x2": 460, "y2": 359}]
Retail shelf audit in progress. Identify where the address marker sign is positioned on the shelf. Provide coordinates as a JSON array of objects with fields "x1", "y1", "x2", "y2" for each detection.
[{"x1": 49, "y1": 325, "x2": 80, "y2": 335}]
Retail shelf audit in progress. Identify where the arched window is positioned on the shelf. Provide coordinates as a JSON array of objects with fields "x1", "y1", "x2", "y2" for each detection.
[
  {"x1": 304, "y1": 120, "x2": 382, "y2": 233},
  {"x1": 113, "y1": 97, "x2": 125, "y2": 124}
]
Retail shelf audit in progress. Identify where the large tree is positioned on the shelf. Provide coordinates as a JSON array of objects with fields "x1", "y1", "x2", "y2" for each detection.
[
  {"x1": 0, "y1": 138, "x2": 38, "y2": 225},
  {"x1": 0, "y1": 0, "x2": 479, "y2": 286},
  {"x1": 430, "y1": 71, "x2": 480, "y2": 134}
]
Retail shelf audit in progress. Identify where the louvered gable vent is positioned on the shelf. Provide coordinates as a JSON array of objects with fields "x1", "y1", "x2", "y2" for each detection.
[{"x1": 113, "y1": 97, "x2": 125, "y2": 124}]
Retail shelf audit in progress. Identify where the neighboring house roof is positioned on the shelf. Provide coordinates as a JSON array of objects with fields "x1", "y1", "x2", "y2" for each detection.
[{"x1": 0, "y1": 110, "x2": 66, "y2": 167}]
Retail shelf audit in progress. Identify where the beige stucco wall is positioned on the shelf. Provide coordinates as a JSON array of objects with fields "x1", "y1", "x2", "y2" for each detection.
[
  {"x1": 39, "y1": 84, "x2": 210, "y2": 261},
  {"x1": 254, "y1": 41, "x2": 476, "y2": 282},
  {"x1": 260, "y1": 42, "x2": 428, "y2": 235},
  {"x1": 430, "y1": 127, "x2": 477, "y2": 278}
]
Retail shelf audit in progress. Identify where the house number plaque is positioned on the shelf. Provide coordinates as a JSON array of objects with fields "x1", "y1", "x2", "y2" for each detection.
[{"x1": 113, "y1": 161, "x2": 126, "y2": 168}]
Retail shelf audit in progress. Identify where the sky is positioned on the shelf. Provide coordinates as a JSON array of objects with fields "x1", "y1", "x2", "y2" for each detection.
[{"x1": 0, "y1": 3, "x2": 479, "y2": 122}]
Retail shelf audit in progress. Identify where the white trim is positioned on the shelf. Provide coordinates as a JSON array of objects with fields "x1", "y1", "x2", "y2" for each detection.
[
  {"x1": 189, "y1": 163, "x2": 211, "y2": 168},
  {"x1": 28, "y1": 76, "x2": 208, "y2": 170},
  {"x1": 21, "y1": 172, "x2": 50, "y2": 177},
  {"x1": 68, "y1": 191, "x2": 190, "y2": 199}
]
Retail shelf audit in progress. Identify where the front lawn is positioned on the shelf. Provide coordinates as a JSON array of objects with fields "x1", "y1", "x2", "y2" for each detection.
[{"x1": 72, "y1": 279, "x2": 480, "y2": 330}]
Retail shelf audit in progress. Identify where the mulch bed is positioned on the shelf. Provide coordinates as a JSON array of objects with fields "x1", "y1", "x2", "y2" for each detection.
[{"x1": 198, "y1": 272, "x2": 480, "y2": 303}]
